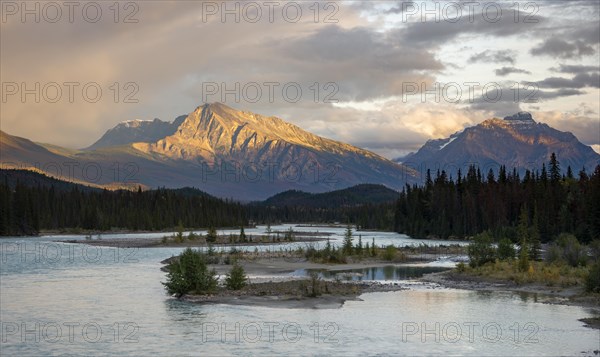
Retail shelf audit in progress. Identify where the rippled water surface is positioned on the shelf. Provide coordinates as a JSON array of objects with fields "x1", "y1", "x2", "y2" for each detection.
[{"x1": 1, "y1": 225, "x2": 598, "y2": 356}]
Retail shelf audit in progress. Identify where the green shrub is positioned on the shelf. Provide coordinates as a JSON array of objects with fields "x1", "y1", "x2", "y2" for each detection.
[
  {"x1": 497, "y1": 238, "x2": 516, "y2": 260},
  {"x1": 187, "y1": 232, "x2": 197, "y2": 241},
  {"x1": 586, "y1": 262, "x2": 600, "y2": 293},
  {"x1": 545, "y1": 244, "x2": 563, "y2": 264},
  {"x1": 306, "y1": 271, "x2": 322, "y2": 297},
  {"x1": 162, "y1": 248, "x2": 218, "y2": 297},
  {"x1": 468, "y1": 232, "x2": 496, "y2": 267},
  {"x1": 206, "y1": 226, "x2": 217, "y2": 243},
  {"x1": 557, "y1": 233, "x2": 587, "y2": 267},
  {"x1": 383, "y1": 245, "x2": 397, "y2": 261},
  {"x1": 225, "y1": 263, "x2": 248, "y2": 290}
]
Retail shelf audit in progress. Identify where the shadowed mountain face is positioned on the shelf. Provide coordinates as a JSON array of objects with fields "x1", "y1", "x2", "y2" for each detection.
[
  {"x1": 85, "y1": 115, "x2": 187, "y2": 150},
  {"x1": 0, "y1": 103, "x2": 416, "y2": 200},
  {"x1": 398, "y1": 112, "x2": 600, "y2": 176}
]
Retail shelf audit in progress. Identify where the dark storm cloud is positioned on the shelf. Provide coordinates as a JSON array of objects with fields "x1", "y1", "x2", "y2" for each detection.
[{"x1": 495, "y1": 67, "x2": 532, "y2": 76}]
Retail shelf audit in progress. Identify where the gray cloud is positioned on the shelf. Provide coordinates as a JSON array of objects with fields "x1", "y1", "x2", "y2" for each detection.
[
  {"x1": 535, "y1": 73, "x2": 600, "y2": 89},
  {"x1": 466, "y1": 85, "x2": 586, "y2": 116},
  {"x1": 386, "y1": 1, "x2": 416, "y2": 14},
  {"x1": 398, "y1": 8, "x2": 543, "y2": 47},
  {"x1": 551, "y1": 64, "x2": 600, "y2": 74},
  {"x1": 536, "y1": 88, "x2": 586, "y2": 100},
  {"x1": 495, "y1": 67, "x2": 532, "y2": 76},
  {"x1": 531, "y1": 38, "x2": 595, "y2": 59},
  {"x1": 469, "y1": 50, "x2": 516, "y2": 65}
]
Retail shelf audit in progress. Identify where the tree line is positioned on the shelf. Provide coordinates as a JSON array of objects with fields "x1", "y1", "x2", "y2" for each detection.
[
  {"x1": 394, "y1": 154, "x2": 600, "y2": 243},
  {"x1": 0, "y1": 184, "x2": 247, "y2": 235},
  {"x1": 2, "y1": 153, "x2": 599, "y2": 244}
]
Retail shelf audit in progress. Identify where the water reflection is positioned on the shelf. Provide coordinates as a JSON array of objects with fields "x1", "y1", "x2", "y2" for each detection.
[{"x1": 296, "y1": 265, "x2": 451, "y2": 281}]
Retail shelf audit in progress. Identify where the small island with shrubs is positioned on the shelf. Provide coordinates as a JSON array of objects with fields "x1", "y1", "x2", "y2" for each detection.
[{"x1": 159, "y1": 226, "x2": 455, "y2": 308}]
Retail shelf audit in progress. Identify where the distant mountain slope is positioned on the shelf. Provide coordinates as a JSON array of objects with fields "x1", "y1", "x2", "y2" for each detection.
[
  {"x1": 1, "y1": 130, "x2": 70, "y2": 165},
  {"x1": 399, "y1": 112, "x2": 600, "y2": 175},
  {"x1": 260, "y1": 184, "x2": 400, "y2": 208},
  {"x1": 85, "y1": 115, "x2": 187, "y2": 150}
]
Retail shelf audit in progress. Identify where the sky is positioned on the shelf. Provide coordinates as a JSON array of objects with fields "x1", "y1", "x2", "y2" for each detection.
[{"x1": 1, "y1": 0, "x2": 599, "y2": 158}]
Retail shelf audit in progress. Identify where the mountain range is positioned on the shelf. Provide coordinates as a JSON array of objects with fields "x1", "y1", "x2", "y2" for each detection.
[
  {"x1": 397, "y1": 112, "x2": 600, "y2": 176},
  {"x1": 0, "y1": 103, "x2": 416, "y2": 200},
  {"x1": 2, "y1": 106, "x2": 598, "y2": 199}
]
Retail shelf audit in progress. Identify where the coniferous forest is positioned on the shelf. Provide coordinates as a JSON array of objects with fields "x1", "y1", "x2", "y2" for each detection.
[
  {"x1": 0, "y1": 184, "x2": 247, "y2": 236},
  {"x1": 1, "y1": 154, "x2": 599, "y2": 245},
  {"x1": 395, "y1": 154, "x2": 600, "y2": 243}
]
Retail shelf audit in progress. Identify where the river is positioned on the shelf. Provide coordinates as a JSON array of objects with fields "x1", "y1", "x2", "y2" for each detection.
[{"x1": 1, "y1": 225, "x2": 598, "y2": 355}]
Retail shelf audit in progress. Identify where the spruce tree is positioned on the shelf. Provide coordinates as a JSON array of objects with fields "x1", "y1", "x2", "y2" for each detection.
[
  {"x1": 206, "y1": 226, "x2": 217, "y2": 243},
  {"x1": 529, "y1": 207, "x2": 542, "y2": 260},
  {"x1": 225, "y1": 263, "x2": 248, "y2": 290},
  {"x1": 356, "y1": 235, "x2": 363, "y2": 256},
  {"x1": 239, "y1": 226, "x2": 247, "y2": 243},
  {"x1": 342, "y1": 224, "x2": 353, "y2": 255}
]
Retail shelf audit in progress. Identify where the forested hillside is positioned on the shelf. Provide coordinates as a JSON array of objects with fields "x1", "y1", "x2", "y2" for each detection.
[{"x1": 395, "y1": 154, "x2": 600, "y2": 243}]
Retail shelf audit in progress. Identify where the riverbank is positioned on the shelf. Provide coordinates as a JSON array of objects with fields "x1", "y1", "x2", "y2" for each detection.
[
  {"x1": 180, "y1": 279, "x2": 407, "y2": 309},
  {"x1": 57, "y1": 235, "x2": 328, "y2": 248},
  {"x1": 422, "y1": 270, "x2": 600, "y2": 311}
]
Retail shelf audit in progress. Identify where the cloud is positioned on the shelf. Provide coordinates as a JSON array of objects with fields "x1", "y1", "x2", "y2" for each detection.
[
  {"x1": 469, "y1": 50, "x2": 516, "y2": 65},
  {"x1": 531, "y1": 38, "x2": 595, "y2": 59},
  {"x1": 495, "y1": 67, "x2": 532, "y2": 76},
  {"x1": 397, "y1": 7, "x2": 544, "y2": 47},
  {"x1": 551, "y1": 64, "x2": 600, "y2": 74},
  {"x1": 535, "y1": 88, "x2": 587, "y2": 100},
  {"x1": 534, "y1": 73, "x2": 600, "y2": 89},
  {"x1": 532, "y1": 109, "x2": 600, "y2": 147},
  {"x1": 465, "y1": 84, "x2": 587, "y2": 116},
  {"x1": 385, "y1": 1, "x2": 416, "y2": 14}
]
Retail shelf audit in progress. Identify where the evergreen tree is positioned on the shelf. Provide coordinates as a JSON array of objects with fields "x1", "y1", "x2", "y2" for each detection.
[
  {"x1": 342, "y1": 224, "x2": 353, "y2": 255},
  {"x1": 239, "y1": 226, "x2": 247, "y2": 243},
  {"x1": 371, "y1": 237, "x2": 376, "y2": 257},
  {"x1": 529, "y1": 207, "x2": 542, "y2": 260},
  {"x1": 356, "y1": 235, "x2": 363, "y2": 255},
  {"x1": 206, "y1": 226, "x2": 217, "y2": 243},
  {"x1": 517, "y1": 207, "x2": 529, "y2": 243},
  {"x1": 225, "y1": 263, "x2": 248, "y2": 290},
  {"x1": 549, "y1": 152, "x2": 561, "y2": 184},
  {"x1": 162, "y1": 248, "x2": 217, "y2": 297},
  {"x1": 175, "y1": 220, "x2": 185, "y2": 243}
]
